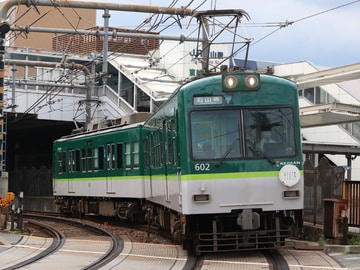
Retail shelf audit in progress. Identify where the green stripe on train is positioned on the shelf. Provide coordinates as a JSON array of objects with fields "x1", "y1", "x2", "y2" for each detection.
[{"x1": 55, "y1": 170, "x2": 304, "y2": 182}]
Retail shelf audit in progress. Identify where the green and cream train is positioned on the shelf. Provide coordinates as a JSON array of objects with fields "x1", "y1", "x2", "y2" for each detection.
[{"x1": 53, "y1": 71, "x2": 304, "y2": 253}]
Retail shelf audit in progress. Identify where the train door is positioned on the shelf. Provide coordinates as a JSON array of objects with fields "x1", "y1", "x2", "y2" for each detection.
[
  {"x1": 67, "y1": 149, "x2": 79, "y2": 193},
  {"x1": 58, "y1": 149, "x2": 73, "y2": 193},
  {"x1": 67, "y1": 150, "x2": 72, "y2": 192},
  {"x1": 163, "y1": 120, "x2": 170, "y2": 202},
  {"x1": 144, "y1": 136, "x2": 153, "y2": 197},
  {"x1": 163, "y1": 119, "x2": 178, "y2": 203},
  {"x1": 106, "y1": 143, "x2": 115, "y2": 193}
]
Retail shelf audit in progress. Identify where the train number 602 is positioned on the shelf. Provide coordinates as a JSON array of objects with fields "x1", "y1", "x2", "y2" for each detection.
[{"x1": 194, "y1": 163, "x2": 210, "y2": 171}]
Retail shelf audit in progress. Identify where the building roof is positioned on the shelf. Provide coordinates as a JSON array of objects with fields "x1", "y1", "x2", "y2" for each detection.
[{"x1": 109, "y1": 53, "x2": 183, "y2": 101}]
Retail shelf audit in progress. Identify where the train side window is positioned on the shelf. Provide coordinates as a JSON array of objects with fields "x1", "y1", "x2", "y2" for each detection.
[
  {"x1": 94, "y1": 148, "x2": 99, "y2": 171},
  {"x1": 98, "y1": 146, "x2": 104, "y2": 170},
  {"x1": 81, "y1": 149, "x2": 86, "y2": 172},
  {"x1": 149, "y1": 134, "x2": 155, "y2": 167},
  {"x1": 87, "y1": 148, "x2": 93, "y2": 172},
  {"x1": 133, "y1": 142, "x2": 139, "y2": 169},
  {"x1": 116, "y1": 143, "x2": 123, "y2": 169},
  {"x1": 171, "y1": 121, "x2": 178, "y2": 165},
  {"x1": 156, "y1": 130, "x2": 163, "y2": 167},
  {"x1": 165, "y1": 120, "x2": 176, "y2": 165},
  {"x1": 68, "y1": 149, "x2": 74, "y2": 172},
  {"x1": 143, "y1": 138, "x2": 149, "y2": 168},
  {"x1": 107, "y1": 143, "x2": 115, "y2": 170},
  {"x1": 125, "y1": 143, "x2": 131, "y2": 169},
  {"x1": 94, "y1": 147, "x2": 104, "y2": 171},
  {"x1": 57, "y1": 151, "x2": 66, "y2": 173},
  {"x1": 75, "y1": 150, "x2": 80, "y2": 171},
  {"x1": 151, "y1": 131, "x2": 162, "y2": 168}
]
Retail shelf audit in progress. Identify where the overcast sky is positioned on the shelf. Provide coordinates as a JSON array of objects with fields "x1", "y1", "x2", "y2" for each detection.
[{"x1": 96, "y1": 0, "x2": 360, "y2": 67}]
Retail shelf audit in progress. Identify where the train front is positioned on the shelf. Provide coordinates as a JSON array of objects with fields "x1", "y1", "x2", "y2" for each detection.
[{"x1": 178, "y1": 72, "x2": 304, "y2": 253}]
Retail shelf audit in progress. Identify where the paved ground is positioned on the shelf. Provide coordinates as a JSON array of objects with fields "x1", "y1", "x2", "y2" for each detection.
[{"x1": 2, "y1": 232, "x2": 360, "y2": 269}]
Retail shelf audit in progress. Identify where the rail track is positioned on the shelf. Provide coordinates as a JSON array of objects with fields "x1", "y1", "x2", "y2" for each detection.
[
  {"x1": 25, "y1": 214, "x2": 123, "y2": 269},
  {"x1": 0, "y1": 213, "x2": 346, "y2": 269},
  {"x1": 1, "y1": 219, "x2": 65, "y2": 270}
]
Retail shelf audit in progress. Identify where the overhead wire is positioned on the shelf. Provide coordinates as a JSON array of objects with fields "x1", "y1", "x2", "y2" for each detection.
[
  {"x1": 6, "y1": 0, "x2": 98, "y2": 118},
  {"x1": 293, "y1": 0, "x2": 360, "y2": 24},
  {"x1": 7, "y1": 0, "x2": 219, "y2": 117},
  {"x1": 248, "y1": 0, "x2": 360, "y2": 49}
]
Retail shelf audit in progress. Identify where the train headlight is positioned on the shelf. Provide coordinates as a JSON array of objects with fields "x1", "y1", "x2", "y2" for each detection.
[
  {"x1": 224, "y1": 75, "x2": 238, "y2": 89},
  {"x1": 245, "y1": 75, "x2": 259, "y2": 88},
  {"x1": 222, "y1": 73, "x2": 260, "y2": 91}
]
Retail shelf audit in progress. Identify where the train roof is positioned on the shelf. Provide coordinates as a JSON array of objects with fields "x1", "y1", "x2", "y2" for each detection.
[{"x1": 55, "y1": 112, "x2": 152, "y2": 142}]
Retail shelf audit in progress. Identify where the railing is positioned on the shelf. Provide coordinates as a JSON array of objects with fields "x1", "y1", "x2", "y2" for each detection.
[
  {"x1": 344, "y1": 181, "x2": 360, "y2": 227},
  {"x1": 97, "y1": 85, "x2": 135, "y2": 115},
  {"x1": 303, "y1": 157, "x2": 344, "y2": 225}
]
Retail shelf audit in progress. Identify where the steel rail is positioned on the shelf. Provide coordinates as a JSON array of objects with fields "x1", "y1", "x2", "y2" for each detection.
[
  {"x1": 6, "y1": 219, "x2": 65, "y2": 270},
  {"x1": 24, "y1": 214, "x2": 123, "y2": 270}
]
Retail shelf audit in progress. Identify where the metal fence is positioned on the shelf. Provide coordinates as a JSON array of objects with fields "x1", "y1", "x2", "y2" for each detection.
[
  {"x1": 304, "y1": 157, "x2": 344, "y2": 225},
  {"x1": 344, "y1": 180, "x2": 360, "y2": 227}
]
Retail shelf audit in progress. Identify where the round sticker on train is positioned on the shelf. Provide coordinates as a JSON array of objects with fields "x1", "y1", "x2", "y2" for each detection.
[{"x1": 279, "y1": 164, "x2": 300, "y2": 187}]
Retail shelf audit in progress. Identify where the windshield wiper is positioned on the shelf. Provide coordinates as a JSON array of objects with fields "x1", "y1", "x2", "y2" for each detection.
[
  {"x1": 215, "y1": 138, "x2": 240, "y2": 167},
  {"x1": 249, "y1": 145, "x2": 275, "y2": 165}
]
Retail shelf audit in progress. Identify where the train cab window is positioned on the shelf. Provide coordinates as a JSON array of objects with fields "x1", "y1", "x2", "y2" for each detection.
[
  {"x1": 191, "y1": 110, "x2": 242, "y2": 160},
  {"x1": 244, "y1": 108, "x2": 296, "y2": 158}
]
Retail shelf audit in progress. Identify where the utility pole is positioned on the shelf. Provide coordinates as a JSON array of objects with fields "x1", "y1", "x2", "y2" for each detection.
[{"x1": 0, "y1": 21, "x2": 10, "y2": 196}]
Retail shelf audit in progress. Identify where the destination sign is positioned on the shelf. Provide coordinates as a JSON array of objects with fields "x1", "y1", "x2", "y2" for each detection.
[{"x1": 193, "y1": 96, "x2": 223, "y2": 106}]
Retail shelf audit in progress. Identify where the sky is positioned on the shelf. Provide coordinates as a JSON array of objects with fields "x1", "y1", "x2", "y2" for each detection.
[{"x1": 95, "y1": 0, "x2": 360, "y2": 68}]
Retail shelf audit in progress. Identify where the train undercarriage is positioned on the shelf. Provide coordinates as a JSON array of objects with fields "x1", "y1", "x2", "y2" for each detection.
[{"x1": 55, "y1": 196, "x2": 303, "y2": 254}]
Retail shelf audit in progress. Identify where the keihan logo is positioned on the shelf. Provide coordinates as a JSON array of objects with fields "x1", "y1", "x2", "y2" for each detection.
[{"x1": 224, "y1": 95, "x2": 233, "y2": 104}]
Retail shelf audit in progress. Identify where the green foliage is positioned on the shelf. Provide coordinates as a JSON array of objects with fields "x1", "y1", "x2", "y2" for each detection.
[
  {"x1": 318, "y1": 235, "x2": 325, "y2": 246},
  {"x1": 348, "y1": 235, "x2": 360, "y2": 245}
]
